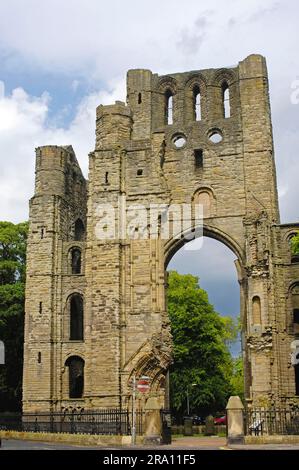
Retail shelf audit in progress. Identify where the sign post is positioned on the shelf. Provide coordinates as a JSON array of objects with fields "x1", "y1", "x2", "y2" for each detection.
[
  {"x1": 131, "y1": 375, "x2": 136, "y2": 445},
  {"x1": 131, "y1": 375, "x2": 150, "y2": 445},
  {"x1": 137, "y1": 376, "x2": 150, "y2": 393}
]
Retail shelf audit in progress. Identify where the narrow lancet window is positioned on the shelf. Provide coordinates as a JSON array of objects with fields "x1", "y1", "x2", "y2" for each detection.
[
  {"x1": 66, "y1": 356, "x2": 84, "y2": 398},
  {"x1": 222, "y1": 82, "x2": 231, "y2": 118},
  {"x1": 71, "y1": 248, "x2": 82, "y2": 274},
  {"x1": 165, "y1": 89, "x2": 173, "y2": 125},
  {"x1": 70, "y1": 294, "x2": 84, "y2": 341},
  {"x1": 193, "y1": 85, "x2": 201, "y2": 121}
]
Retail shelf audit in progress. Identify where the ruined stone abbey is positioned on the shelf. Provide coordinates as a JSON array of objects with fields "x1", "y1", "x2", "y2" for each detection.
[{"x1": 23, "y1": 54, "x2": 299, "y2": 414}]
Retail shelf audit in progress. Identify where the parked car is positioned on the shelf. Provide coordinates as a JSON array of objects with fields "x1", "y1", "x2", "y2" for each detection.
[
  {"x1": 182, "y1": 415, "x2": 205, "y2": 425},
  {"x1": 214, "y1": 415, "x2": 227, "y2": 425},
  {"x1": 192, "y1": 416, "x2": 205, "y2": 425}
]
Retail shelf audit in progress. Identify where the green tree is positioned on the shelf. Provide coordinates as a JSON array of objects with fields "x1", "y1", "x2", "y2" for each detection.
[
  {"x1": 168, "y1": 270, "x2": 239, "y2": 417},
  {"x1": 291, "y1": 232, "x2": 299, "y2": 255},
  {"x1": 230, "y1": 355, "x2": 244, "y2": 401},
  {"x1": 0, "y1": 221, "x2": 28, "y2": 411}
]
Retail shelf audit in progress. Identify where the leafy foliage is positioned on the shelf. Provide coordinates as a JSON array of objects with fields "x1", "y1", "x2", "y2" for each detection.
[
  {"x1": 230, "y1": 355, "x2": 244, "y2": 401},
  {"x1": 168, "y1": 270, "x2": 241, "y2": 417},
  {"x1": 291, "y1": 232, "x2": 299, "y2": 255},
  {"x1": 0, "y1": 221, "x2": 28, "y2": 411}
]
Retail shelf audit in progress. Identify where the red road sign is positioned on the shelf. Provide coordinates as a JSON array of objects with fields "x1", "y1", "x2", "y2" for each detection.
[{"x1": 137, "y1": 377, "x2": 150, "y2": 393}]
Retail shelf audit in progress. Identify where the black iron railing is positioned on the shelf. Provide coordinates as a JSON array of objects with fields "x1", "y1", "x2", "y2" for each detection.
[
  {"x1": 0, "y1": 409, "x2": 145, "y2": 436},
  {"x1": 245, "y1": 406, "x2": 299, "y2": 436}
]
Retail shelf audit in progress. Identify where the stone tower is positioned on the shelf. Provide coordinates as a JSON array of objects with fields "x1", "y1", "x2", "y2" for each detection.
[{"x1": 23, "y1": 54, "x2": 299, "y2": 413}]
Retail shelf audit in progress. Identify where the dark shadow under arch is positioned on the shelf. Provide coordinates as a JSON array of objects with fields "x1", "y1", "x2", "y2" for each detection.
[
  {"x1": 69, "y1": 294, "x2": 84, "y2": 341},
  {"x1": 65, "y1": 355, "x2": 84, "y2": 398},
  {"x1": 74, "y1": 218, "x2": 85, "y2": 241}
]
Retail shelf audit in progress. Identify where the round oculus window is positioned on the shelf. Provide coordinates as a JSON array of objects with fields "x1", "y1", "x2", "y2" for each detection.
[
  {"x1": 172, "y1": 135, "x2": 187, "y2": 148},
  {"x1": 208, "y1": 131, "x2": 223, "y2": 144}
]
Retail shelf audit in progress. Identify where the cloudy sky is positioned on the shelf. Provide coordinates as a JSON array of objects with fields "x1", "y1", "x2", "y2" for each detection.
[{"x1": 0, "y1": 0, "x2": 298, "y2": 349}]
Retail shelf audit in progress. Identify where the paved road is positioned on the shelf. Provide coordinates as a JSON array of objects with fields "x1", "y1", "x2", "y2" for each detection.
[
  {"x1": 0, "y1": 439, "x2": 97, "y2": 450},
  {"x1": 1, "y1": 436, "x2": 299, "y2": 450},
  {"x1": 0, "y1": 436, "x2": 225, "y2": 450}
]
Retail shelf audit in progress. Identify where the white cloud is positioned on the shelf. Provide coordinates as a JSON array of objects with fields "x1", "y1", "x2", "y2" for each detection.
[
  {"x1": 0, "y1": 0, "x2": 283, "y2": 78},
  {"x1": 0, "y1": 77, "x2": 125, "y2": 222},
  {"x1": 0, "y1": 81, "x2": 4, "y2": 99},
  {"x1": 168, "y1": 237, "x2": 240, "y2": 317},
  {"x1": 176, "y1": 15, "x2": 210, "y2": 55},
  {"x1": 0, "y1": 0, "x2": 298, "y2": 319},
  {"x1": 169, "y1": 237, "x2": 238, "y2": 282},
  {"x1": 0, "y1": 0, "x2": 298, "y2": 225}
]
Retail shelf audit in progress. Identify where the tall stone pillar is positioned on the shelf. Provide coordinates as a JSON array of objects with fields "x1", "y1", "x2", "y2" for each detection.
[{"x1": 226, "y1": 396, "x2": 245, "y2": 445}]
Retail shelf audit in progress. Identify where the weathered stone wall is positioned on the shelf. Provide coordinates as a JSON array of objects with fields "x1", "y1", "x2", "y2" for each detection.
[
  {"x1": 23, "y1": 146, "x2": 87, "y2": 413},
  {"x1": 23, "y1": 54, "x2": 299, "y2": 413}
]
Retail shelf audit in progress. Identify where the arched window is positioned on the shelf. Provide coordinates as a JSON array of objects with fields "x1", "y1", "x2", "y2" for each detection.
[
  {"x1": 222, "y1": 82, "x2": 231, "y2": 118},
  {"x1": 71, "y1": 248, "x2": 82, "y2": 274},
  {"x1": 74, "y1": 219, "x2": 85, "y2": 241},
  {"x1": 289, "y1": 234, "x2": 299, "y2": 263},
  {"x1": 291, "y1": 284, "x2": 299, "y2": 326},
  {"x1": 165, "y1": 89, "x2": 173, "y2": 125},
  {"x1": 194, "y1": 190, "x2": 213, "y2": 218},
  {"x1": 70, "y1": 294, "x2": 83, "y2": 341},
  {"x1": 65, "y1": 356, "x2": 84, "y2": 398},
  {"x1": 193, "y1": 85, "x2": 201, "y2": 121},
  {"x1": 252, "y1": 296, "x2": 261, "y2": 325}
]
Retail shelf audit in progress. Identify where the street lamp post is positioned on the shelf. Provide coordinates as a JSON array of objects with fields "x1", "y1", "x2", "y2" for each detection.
[
  {"x1": 186, "y1": 383, "x2": 198, "y2": 416},
  {"x1": 131, "y1": 375, "x2": 136, "y2": 446},
  {"x1": 0, "y1": 340, "x2": 4, "y2": 365}
]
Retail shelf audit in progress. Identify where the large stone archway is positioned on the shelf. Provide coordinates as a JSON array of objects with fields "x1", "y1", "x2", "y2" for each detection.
[
  {"x1": 23, "y1": 54, "x2": 299, "y2": 413},
  {"x1": 164, "y1": 225, "x2": 246, "y2": 402}
]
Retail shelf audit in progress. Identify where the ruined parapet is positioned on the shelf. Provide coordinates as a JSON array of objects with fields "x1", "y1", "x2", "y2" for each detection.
[
  {"x1": 127, "y1": 69, "x2": 153, "y2": 139},
  {"x1": 23, "y1": 144, "x2": 87, "y2": 414},
  {"x1": 95, "y1": 101, "x2": 132, "y2": 149},
  {"x1": 35, "y1": 145, "x2": 67, "y2": 197},
  {"x1": 238, "y1": 54, "x2": 279, "y2": 223},
  {"x1": 35, "y1": 145, "x2": 86, "y2": 200}
]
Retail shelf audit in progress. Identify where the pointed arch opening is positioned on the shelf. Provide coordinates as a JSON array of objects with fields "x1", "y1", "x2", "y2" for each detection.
[
  {"x1": 65, "y1": 356, "x2": 84, "y2": 398},
  {"x1": 290, "y1": 284, "x2": 299, "y2": 335},
  {"x1": 193, "y1": 85, "x2": 201, "y2": 121},
  {"x1": 252, "y1": 296, "x2": 261, "y2": 325},
  {"x1": 74, "y1": 219, "x2": 85, "y2": 241},
  {"x1": 165, "y1": 89, "x2": 173, "y2": 125},
  {"x1": 288, "y1": 233, "x2": 299, "y2": 263},
  {"x1": 69, "y1": 294, "x2": 84, "y2": 341},
  {"x1": 71, "y1": 247, "x2": 82, "y2": 274},
  {"x1": 164, "y1": 227, "x2": 245, "y2": 419},
  {"x1": 222, "y1": 82, "x2": 231, "y2": 118}
]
